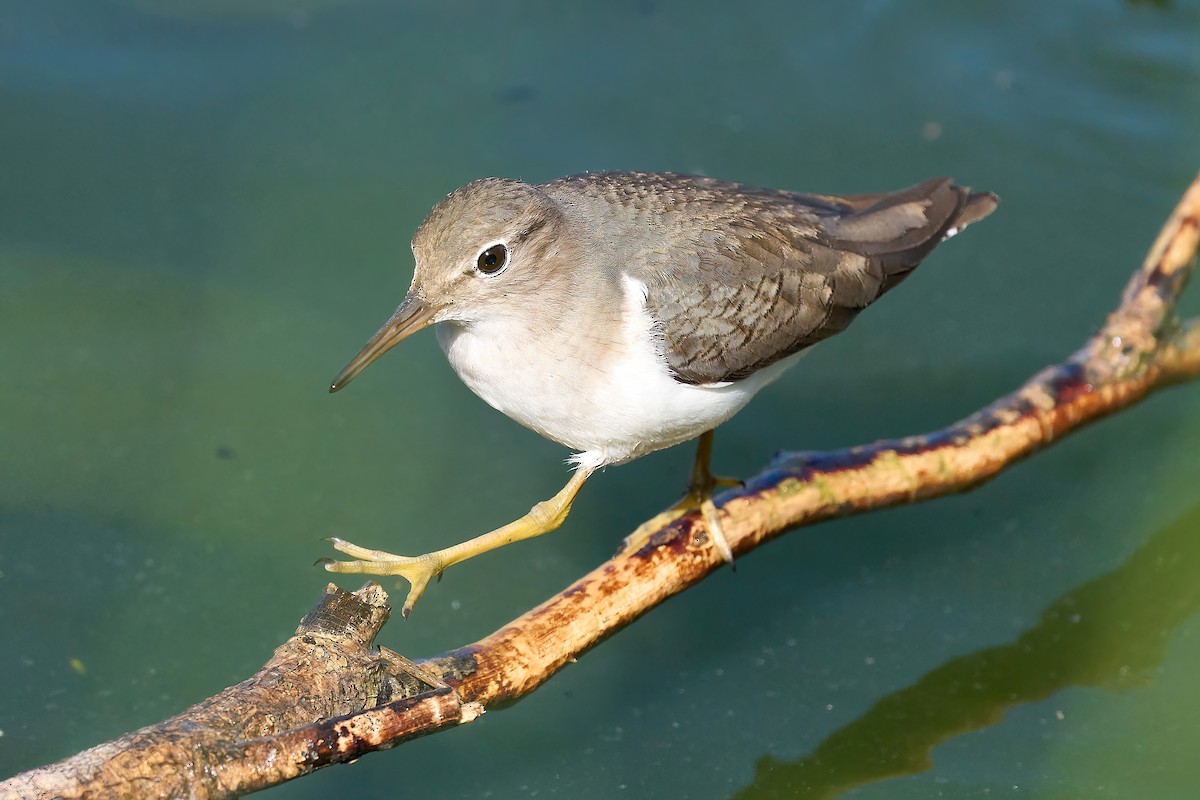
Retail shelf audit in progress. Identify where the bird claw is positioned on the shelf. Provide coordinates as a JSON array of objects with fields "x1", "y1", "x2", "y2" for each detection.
[
  {"x1": 321, "y1": 538, "x2": 444, "y2": 619},
  {"x1": 619, "y1": 490, "x2": 736, "y2": 566},
  {"x1": 698, "y1": 497, "x2": 735, "y2": 566}
]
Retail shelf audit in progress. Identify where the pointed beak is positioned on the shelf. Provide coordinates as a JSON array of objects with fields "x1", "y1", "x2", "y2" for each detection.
[{"x1": 329, "y1": 294, "x2": 439, "y2": 392}]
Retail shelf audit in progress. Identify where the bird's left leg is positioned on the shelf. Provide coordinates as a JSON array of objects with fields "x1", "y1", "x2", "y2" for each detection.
[{"x1": 621, "y1": 429, "x2": 739, "y2": 562}]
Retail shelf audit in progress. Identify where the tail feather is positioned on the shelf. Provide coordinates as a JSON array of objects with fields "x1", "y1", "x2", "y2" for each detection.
[
  {"x1": 823, "y1": 177, "x2": 997, "y2": 291},
  {"x1": 950, "y1": 188, "x2": 1000, "y2": 235}
]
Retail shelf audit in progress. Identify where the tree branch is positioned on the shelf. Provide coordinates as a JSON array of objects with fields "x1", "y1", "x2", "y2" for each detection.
[{"x1": 4, "y1": 172, "x2": 1198, "y2": 799}]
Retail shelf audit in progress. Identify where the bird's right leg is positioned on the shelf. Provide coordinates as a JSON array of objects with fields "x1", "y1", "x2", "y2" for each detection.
[{"x1": 322, "y1": 464, "x2": 596, "y2": 618}]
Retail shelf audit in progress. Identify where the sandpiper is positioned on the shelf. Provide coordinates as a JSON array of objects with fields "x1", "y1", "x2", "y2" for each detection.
[{"x1": 323, "y1": 172, "x2": 997, "y2": 616}]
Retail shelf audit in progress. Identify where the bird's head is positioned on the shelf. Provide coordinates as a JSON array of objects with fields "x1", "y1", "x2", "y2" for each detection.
[{"x1": 330, "y1": 177, "x2": 568, "y2": 392}]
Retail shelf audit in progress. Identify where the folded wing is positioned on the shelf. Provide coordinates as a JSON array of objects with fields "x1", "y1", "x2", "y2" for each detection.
[{"x1": 640, "y1": 177, "x2": 997, "y2": 385}]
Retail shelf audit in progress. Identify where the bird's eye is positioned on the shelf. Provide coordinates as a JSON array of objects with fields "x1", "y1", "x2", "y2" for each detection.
[{"x1": 476, "y1": 243, "x2": 509, "y2": 275}]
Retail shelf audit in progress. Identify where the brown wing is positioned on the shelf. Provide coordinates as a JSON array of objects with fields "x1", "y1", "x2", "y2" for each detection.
[{"x1": 632, "y1": 176, "x2": 997, "y2": 385}]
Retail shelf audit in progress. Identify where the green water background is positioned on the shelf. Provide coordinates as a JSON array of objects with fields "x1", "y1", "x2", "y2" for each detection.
[{"x1": 3, "y1": 1, "x2": 1200, "y2": 797}]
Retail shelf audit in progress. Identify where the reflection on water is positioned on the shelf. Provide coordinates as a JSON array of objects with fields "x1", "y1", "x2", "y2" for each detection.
[{"x1": 737, "y1": 503, "x2": 1200, "y2": 799}]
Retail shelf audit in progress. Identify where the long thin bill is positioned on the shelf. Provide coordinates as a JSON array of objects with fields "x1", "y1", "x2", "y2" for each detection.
[{"x1": 329, "y1": 294, "x2": 438, "y2": 392}]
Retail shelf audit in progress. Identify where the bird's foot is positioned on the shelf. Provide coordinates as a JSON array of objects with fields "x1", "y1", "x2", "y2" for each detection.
[
  {"x1": 320, "y1": 465, "x2": 597, "y2": 618},
  {"x1": 319, "y1": 538, "x2": 444, "y2": 619},
  {"x1": 619, "y1": 476, "x2": 740, "y2": 564},
  {"x1": 697, "y1": 494, "x2": 735, "y2": 565}
]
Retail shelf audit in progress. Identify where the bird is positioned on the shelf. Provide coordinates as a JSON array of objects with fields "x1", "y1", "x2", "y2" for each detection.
[{"x1": 322, "y1": 171, "x2": 997, "y2": 617}]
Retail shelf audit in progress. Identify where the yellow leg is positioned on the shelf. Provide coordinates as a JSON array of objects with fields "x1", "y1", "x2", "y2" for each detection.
[
  {"x1": 322, "y1": 465, "x2": 596, "y2": 618},
  {"x1": 622, "y1": 430, "x2": 739, "y2": 562}
]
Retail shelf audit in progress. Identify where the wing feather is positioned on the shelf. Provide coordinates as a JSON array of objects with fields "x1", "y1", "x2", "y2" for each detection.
[{"x1": 543, "y1": 172, "x2": 997, "y2": 386}]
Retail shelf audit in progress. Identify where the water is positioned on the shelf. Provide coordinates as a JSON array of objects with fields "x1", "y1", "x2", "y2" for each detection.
[{"x1": 2, "y1": 1, "x2": 1199, "y2": 797}]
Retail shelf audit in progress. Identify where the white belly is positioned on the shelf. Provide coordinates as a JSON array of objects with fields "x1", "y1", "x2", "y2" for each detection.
[{"x1": 435, "y1": 276, "x2": 803, "y2": 470}]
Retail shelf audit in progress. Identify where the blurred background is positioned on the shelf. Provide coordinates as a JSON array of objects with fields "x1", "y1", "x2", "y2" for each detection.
[{"x1": 2, "y1": 1, "x2": 1200, "y2": 797}]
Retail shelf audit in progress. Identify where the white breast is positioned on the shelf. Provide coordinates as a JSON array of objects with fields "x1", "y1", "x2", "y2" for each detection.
[{"x1": 436, "y1": 274, "x2": 803, "y2": 471}]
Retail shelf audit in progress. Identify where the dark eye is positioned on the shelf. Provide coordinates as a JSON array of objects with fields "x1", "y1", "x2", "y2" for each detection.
[{"x1": 476, "y1": 243, "x2": 508, "y2": 275}]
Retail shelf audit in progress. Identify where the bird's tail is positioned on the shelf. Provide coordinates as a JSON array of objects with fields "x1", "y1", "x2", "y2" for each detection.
[{"x1": 823, "y1": 177, "x2": 998, "y2": 291}]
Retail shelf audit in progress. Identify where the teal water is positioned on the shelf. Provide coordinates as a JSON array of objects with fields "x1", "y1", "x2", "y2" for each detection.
[{"x1": 3, "y1": 1, "x2": 1200, "y2": 797}]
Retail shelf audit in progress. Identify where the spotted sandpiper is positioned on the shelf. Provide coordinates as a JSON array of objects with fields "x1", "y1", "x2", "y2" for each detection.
[{"x1": 324, "y1": 172, "x2": 997, "y2": 617}]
